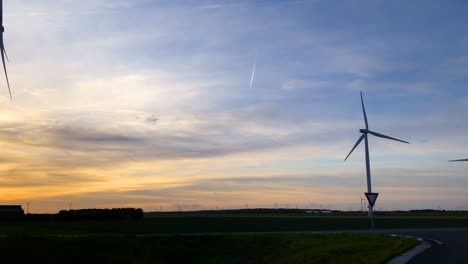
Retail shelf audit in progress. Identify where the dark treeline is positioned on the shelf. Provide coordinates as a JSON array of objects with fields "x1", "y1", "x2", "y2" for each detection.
[
  {"x1": 58, "y1": 208, "x2": 143, "y2": 220},
  {"x1": 146, "y1": 208, "x2": 468, "y2": 217},
  {"x1": 147, "y1": 208, "x2": 340, "y2": 216},
  {"x1": 2, "y1": 208, "x2": 468, "y2": 222},
  {"x1": 0, "y1": 208, "x2": 144, "y2": 222},
  {"x1": 379, "y1": 209, "x2": 468, "y2": 217}
]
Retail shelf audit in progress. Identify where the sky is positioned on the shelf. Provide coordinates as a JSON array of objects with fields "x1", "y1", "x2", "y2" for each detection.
[{"x1": 1, "y1": 0, "x2": 468, "y2": 213}]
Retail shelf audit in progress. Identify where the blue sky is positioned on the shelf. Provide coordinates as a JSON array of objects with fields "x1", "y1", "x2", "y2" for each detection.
[{"x1": 1, "y1": 0, "x2": 468, "y2": 212}]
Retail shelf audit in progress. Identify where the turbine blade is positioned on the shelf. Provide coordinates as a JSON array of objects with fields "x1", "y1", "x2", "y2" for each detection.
[
  {"x1": 368, "y1": 130, "x2": 409, "y2": 144},
  {"x1": 449, "y1": 159, "x2": 468, "y2": 162},
  {"x1": 0, "y1": 42, "x2": 13, "y2": 100},
  {"x1": 0, "y1": 1, "x2": 10, "y2": 100},
  {"x1": 2, "y1": 43, "x2": 8, "y2": 62},
  {"x1": 360, "y1": 91, "x2": 369, "y2": 129},
  {"x1": 344, "y1": 134, "x2": 365, "y2": 161}
]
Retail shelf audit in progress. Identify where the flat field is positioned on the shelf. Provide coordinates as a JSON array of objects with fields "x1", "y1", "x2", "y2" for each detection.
[
  {"x1": 2, "y1": 215, "x2": 450, "y2": 263},
  {"x1": 1, "y1": 214, "x2": 468, "y2": 235},
  {"x1": 0, "y1": 233, "x2": 417, "y2": 264}
]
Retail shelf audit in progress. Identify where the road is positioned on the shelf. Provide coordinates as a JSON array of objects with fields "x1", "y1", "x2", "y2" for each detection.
[{"x1": 377, "y1": 228, "x2": 468, "y2": 264}]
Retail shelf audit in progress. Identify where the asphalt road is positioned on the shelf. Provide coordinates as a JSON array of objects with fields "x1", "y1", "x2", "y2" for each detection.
[{"x1": 378, "y1": 228, "x2": 468, "y2": 264}]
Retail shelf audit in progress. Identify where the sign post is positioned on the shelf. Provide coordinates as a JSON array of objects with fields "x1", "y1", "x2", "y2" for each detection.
[{"x1": 365, "y1": 192, "x2": 379, "y2": 232}]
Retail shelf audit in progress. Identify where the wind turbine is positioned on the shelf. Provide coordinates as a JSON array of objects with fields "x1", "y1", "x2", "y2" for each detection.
[
  {"x1": 345, "y1": 91, "x2": 409, "y2": 216},
  {"x1": 360, "y1": 196, "x2": 365, "y2": 213},
  {"x1": 0, "y1": 0, "x2": 11, "y2": 99}
]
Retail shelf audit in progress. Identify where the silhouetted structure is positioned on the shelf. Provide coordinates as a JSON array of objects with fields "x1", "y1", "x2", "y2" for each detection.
[
  {"x1": 58, "y1": 208, "x2": 143, "y2": 220},
  {"x1": 146, "y1": 208, "x2": 338, "y2": 216},
  {"x1": 0, "y1": 205, "x2": 24, "y2": 216}
]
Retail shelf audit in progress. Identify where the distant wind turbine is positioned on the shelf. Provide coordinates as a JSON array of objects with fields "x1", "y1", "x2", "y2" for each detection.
[
  {"x1": 344, "y1": 91, "x2": 409, "y2": 216},
  {"x1": 360, "y1": 196, "x2": 365, "y2": 212},
  {"x1": 0, "y1": 0, "x2": 11, "y2": 99}
]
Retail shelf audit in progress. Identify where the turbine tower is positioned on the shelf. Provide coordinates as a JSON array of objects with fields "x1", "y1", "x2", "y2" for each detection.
[
  {"x1": 360, "y1": 196, "x2": 365, "y2": 213},
  {"x1": 345, "y1": 91, "x2": 409, "y2": 216}
]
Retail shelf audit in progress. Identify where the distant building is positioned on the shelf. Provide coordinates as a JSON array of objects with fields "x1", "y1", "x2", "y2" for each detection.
[
  {"x1": 306, "y1": 210, "x2": 333, "y2": 214},
  {"x1": 0, "y1": 205, "x2": 24, "y2": 216}
]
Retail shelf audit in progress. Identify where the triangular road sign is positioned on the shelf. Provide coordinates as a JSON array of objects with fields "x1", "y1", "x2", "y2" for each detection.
[{"x1": 365, "y1": 192, "x2": 379, "y2": 207}]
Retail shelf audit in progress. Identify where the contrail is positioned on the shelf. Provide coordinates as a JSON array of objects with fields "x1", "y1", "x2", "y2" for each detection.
[{"x1": 249, "y1": 49, "x2": 258, "y2": 88}]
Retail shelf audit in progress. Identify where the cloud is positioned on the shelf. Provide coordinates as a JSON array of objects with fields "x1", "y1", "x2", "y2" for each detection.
[
  {"x1": 348, "y1": 79, "x2": 439, "y2": 93},
  {"x1": 198, "y1": 4, "x2": 243, "y2": 10},
  {"x1": 281, "y1": 80, "x2": 329, "y2": 91},
  {"x1": 0, "y1": 113, "x2": 338, "y2": 169},
  {"x1": 10, "y1": 169, "x2": 468, "y2": 212},
  {"x1": 145, "y1": 115, "x2": 159, "y2": 124}
]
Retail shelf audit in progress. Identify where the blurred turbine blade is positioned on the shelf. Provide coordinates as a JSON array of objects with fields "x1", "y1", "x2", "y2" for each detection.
[
  {"x1": 360, "y1": 91, "x2": 369, "y2": 129},
  {"x1": 449, "y1": 159, "x2": 468, "y2": 162},
  {"x1": 344, "y1": 134, "x2": 365, "y2": 161},
  {"x1": 2, "y1": 43, "x2": 8, "y2": 62},
  {"x1": 0, "y1": 0, "x2": 10, "y2": 100},
  {"x1": 0, "y1": 38, "x2": 11, "y2": 100},
  {"x1": 368, "y1": 130, "x2": 409, "y2": 144}
]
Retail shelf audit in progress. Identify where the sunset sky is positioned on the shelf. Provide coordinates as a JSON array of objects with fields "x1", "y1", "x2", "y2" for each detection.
[{"x1": 1, "y1": 0, "x2": 468, "y2": 213}]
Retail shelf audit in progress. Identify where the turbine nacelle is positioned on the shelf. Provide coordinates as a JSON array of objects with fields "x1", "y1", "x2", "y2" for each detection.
[{"x1": 359, "y1": 129, "x2": 369, "y2": 134}]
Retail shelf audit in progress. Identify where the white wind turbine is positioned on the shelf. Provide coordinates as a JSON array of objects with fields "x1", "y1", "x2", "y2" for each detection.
[{"x1": 345, "y1": 91, "x2": 409, "y2": 216}]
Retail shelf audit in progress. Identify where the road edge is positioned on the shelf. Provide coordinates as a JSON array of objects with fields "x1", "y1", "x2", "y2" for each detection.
[{"x1": 386, "y1": 240, "x2": 431, "y2": 264}]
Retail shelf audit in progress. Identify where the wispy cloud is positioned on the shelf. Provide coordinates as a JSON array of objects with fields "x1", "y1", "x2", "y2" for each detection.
[
  {"x1": 349, "y1": 79, "x2": 439, "y2": 94},
  {"x1": 282, "y1": 80, "x2": 329, "y2": 91}
]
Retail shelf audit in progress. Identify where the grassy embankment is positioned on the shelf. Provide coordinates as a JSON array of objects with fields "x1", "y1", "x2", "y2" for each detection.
[{"x1": 0, "y1": 233, "x2": 417, "y2": 264}]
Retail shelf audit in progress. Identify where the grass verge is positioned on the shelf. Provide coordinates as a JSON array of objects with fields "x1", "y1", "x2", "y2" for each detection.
[{"x1": 0, "y1": 233, "x2": 417, "y2": 264}]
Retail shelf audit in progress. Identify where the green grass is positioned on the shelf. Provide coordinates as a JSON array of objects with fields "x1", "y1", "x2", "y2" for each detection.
[
  {"x1": 1, "y1": 214, "x2": 468, "y2": 236},
  {"x1": 0, "y1": 233, "x2": 418, "y2": 264}
]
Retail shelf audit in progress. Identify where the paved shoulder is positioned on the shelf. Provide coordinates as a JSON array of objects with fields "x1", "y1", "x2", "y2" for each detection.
[
  {"x1": 378, "y1": 228, "x2": 468, "y2": 264},
  {"x1": 387, "y1": 241, "x2": 431, "y2": 264}
]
